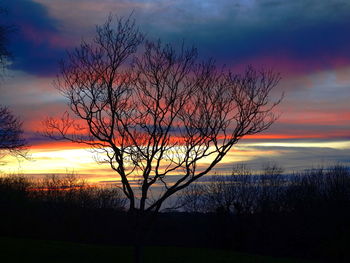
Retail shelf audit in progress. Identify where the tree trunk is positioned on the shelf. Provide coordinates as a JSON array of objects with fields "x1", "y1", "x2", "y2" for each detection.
[
  {"x1": 134, "y1": 243, "x2": 144, "y2": 263},
  {"x1": 131, "y1": 209, "x2": 145, "y2": 263},
  {"x1": 130, "y1": 209, "x2": 157, "y2": 263}
]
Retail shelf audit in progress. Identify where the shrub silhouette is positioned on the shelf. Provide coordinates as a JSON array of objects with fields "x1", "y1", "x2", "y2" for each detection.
[
  {"x1": 179, "y1": 164, "x2": 350, "y2": 215},
  {"x1": 0, "y1": 173, "x2": 126, "y2": 211}
]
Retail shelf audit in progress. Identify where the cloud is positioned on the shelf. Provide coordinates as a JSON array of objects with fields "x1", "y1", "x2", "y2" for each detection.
[
  {"x1": 160, "y1": 0, "x2": 350, "y2": 75},
  {"x1": 5, "y1": 0, "x2": 350, "y2": 77},
  {"x1": 1, "y1": 0, "x2": 68, "y2": 76},
  {"x1": 213, "y1": 140, "x2": 350, "y2": 173},
  {"x1": 111, "y1": 0, "x2": 350, "y2": 75}
]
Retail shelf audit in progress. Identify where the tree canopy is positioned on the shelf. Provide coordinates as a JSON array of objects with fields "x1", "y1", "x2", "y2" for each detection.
[{"x1": 45, "y1": 14, "x2": 282, "y2": 212}]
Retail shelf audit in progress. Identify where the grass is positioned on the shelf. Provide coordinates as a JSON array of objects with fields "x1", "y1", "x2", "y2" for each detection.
[
  {"x1": 0, "y1": 237, "x2": 131, "y2": 263},
  {"x1": 0, "y1": 237, "x2": 312, "y2": 263}
]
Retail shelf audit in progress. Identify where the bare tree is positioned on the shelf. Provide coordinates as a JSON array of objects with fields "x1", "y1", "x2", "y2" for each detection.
[
  {"x1": 179, "y1": 183, "x2": 207, "y2": 213},
  {"x1": 0, "y1": 106, "x2": 26, "y2": 158},
  {"x1": 0, "y1": 10, "x2": 26, "y2": 159},
  {"x1": 45, "y1": 14, "x2": 282, "y2": 213}
]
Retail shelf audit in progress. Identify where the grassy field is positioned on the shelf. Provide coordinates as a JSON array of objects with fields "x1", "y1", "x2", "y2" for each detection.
[{"x1": 0, "y1": 237, "x2": 312, "y2": 263}]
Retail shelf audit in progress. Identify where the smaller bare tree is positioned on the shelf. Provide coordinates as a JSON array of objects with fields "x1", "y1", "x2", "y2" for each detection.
[
  {"x1": 179, "y1": 165, "x2": 258, "y2": 215},
  {"x1": 256, "y1": 163, "x2": 285, "y2": 213},
  {"x1": 0, "y1": 106, "x2": 27, "y2": 158},
  {"x1": 0, "y1": 9, "x2": 27, "y2": 159},
  {"x1": 179, "y1": 183, "x2": 207, "y2": 213}
]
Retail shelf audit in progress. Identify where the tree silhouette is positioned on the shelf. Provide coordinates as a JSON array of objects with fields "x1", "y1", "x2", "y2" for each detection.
[
  {"x1": 0, "y1": 106, "x2": 26, "y2": 158},
  {"x1": 0, "y1": 9, "x2": 26, "y2": 158},
  {"x1": 45, "y1": 14, "x2": 282, "y2": 213}
]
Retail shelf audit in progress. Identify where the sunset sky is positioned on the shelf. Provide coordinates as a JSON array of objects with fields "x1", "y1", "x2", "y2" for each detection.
[{"x1": 0, "y1": 0, "x2": 349, "y2": 184}]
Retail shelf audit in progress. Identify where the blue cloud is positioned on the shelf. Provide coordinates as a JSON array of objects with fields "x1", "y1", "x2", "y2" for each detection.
[
  {"x1": 1, "y1": 0, "x2": 65, "y2": 76},
  {"x1": 134, "y1": 0, "x2": 350, "y2": 73},
  {"x1": 3, "y1": 0, "x2": 350, "y2": 76}
]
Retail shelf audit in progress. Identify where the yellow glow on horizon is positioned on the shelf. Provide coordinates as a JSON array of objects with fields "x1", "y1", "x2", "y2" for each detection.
[
  {"x1": 1, "y1": 147, "x2": 117, "y2": 182},
  {"x1": 2, "y1": 140, "x2": 347, "y2": 184},
  {"x1": 1, "y1": 144, "x2": 271, "y2": 181}
]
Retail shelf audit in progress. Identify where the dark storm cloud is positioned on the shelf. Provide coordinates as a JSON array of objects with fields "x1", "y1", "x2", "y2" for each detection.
[
  {"x1": 137, "y1": 0, "x2": 350, "y2": 74},
  {"x1": 3, "y1": 0, "x2": 350, "y2": 76},
  {"x1": 1, "y1": 0, "x2": 66, "y2": 76}
]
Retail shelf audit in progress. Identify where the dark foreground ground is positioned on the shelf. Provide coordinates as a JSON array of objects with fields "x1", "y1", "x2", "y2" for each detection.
[
  {"x1": 1, "y1": 207, "x2": 348, "y2": 263},
  {"x1": 2, "y1": 167, "x2": 350, "y2": 263},
  {"x1": 0, "y1": 237, "x2": 312, "y2": 263}
]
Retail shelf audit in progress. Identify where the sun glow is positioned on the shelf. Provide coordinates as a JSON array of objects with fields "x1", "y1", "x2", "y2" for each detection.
[
  {"x1": 1, "y1": 146, "x2": 116, "y2": 183},
  {"x1": 1, "y1": 141, "x2": 283, "y2": 184}
]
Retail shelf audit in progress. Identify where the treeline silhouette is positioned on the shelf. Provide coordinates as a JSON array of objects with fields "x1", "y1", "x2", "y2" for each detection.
[
  {"x1": 0, "y1": 174, "x2": 126, "y2": 211},
  {"x1": 179, "y1": 164, "x2": 350, "y2": 215},
  {"x1": 1, "y1": 164, "x2": 350, "y2": 262}
]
